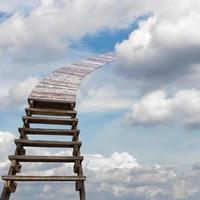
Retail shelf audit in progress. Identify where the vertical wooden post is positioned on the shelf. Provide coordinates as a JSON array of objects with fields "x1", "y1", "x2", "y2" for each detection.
[
  {"x1": 71, "y1": 106, "x2": 86, "y2": 200},
  {"x1": 1, "y1": 101, "x2": 86, "y2": 200},
  {"x1": 0, "y1": 187, "x2": 11, "y2": 200}
]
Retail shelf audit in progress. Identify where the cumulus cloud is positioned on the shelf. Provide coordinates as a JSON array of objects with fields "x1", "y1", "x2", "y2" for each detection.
[
  {"x1": 84, "y1": 152, "x2": 140, "y2": 171},
  {"x1": 1, "y1": 149, "x2": 200, "y2": 200},
  {"x1": 0, "y1": 1, "x2": 40, "y2": 13},
  {"x1": 0, "y1": 131, "x2": 15, "y2": 194},
  {"x1": 77, "y1": 85, "x2": 132, "y2": 112},
  {"x1": 124, "y1": 89, "x2": 200, "y2": 127},
  {"x1": 0, "y1": 131, "x2": 15, "y2": 171},
  {"x1": 1, "y1": 0, "x2": 200, "y2": 94},
  {"x1": 0, "y1": 76, "x2": 39, "y2": 110},
  {"x1": 1, "y1": 1, "x2": 200, "y2": 199},
  {"x1": 0, "y1": 131, "x2": 199, "y2": 200},
  {"x1": 0, "y1": 0, "x2": 139, "y2": 63},
  {"x1": 115, "y1": 0, "x2": 200, "y2": 91}
]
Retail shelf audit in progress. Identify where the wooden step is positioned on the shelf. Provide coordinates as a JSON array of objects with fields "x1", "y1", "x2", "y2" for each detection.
[
  {"x1": 19, "y1": 128, "x2": 79, "y2": 136},
  {"x1": 22, "y1": 116, "x2": 78, "y2": 125},
  {"x1": 2, "y1": 175, "x2": 86, "y2": 182},
  {"x1": 25, "y1": 108, "x2": 77, "y2": 117},
  {"x1": 8, "y1": 155, "x2": 83, "y2": 162},
  {"x1": 28, "y1": 98, "x2": 75, "y2": 110},
  {"x1": 14, "y1": 139, "x2": 81, "y2": 148}
]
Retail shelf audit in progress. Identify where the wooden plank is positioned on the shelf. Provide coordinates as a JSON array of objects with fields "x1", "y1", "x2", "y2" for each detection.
[
  {"x1": 40, "y1": 79, "x2": 80, "y2": 88},
  {"x1": 29, "y1": 52, "x2": 116, "y2": 102},
  {"x1": 18, "y1": 128, "x2": 79, "y2": 136},
  {"x1": 72, "y1": 62, "x2": 100, "y2": 69},
  {"x1": 28, "y1": 98, "x2": 75, "y2": 109},
  {"x1": 22, "y1": 116, "x2": 78, "y2": 125},
  {"x1": 55, "y1": 67, "x2": 92, "y2": 76},
  {"x1": 35, "y1": 84, "x2": 78, "y2": 91},
  {"x1": 30, "y1": 94, "x2": 76, "y2": 102},
  {"x1": 87, "y1": 58, "x2": 108, "y2": 64},
  {"x1": 25, "y1": 108, "x2": 77, "y2": 117},
  {"x1": 31, "y1": 89, "x2": 77, "y2": 96},
  {"x1": 30, "y1": 90, "x2": 76, "y2": 98},
  {"x1": 14, "y1": 139, "x2": 81, "y2": 148},
  {"x1": 2, "y1": 176, "x2": 86, "y2": 181},
  {"x1": 8, "y1": 155, "x2": 83, "y2": 162}
]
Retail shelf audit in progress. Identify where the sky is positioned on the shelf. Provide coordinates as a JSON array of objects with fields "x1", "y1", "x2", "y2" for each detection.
[{"x1": 1, "y1": 0, "x2": 200, "y2": 199}]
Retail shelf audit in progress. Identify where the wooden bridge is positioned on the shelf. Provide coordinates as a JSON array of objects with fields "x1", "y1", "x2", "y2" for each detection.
[{"x1": 0, "y1": 52, "x2": 116, "y2": 200}]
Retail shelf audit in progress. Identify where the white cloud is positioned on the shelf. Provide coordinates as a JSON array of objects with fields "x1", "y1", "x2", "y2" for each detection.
[
  {"x1": 0, "y1": 0, "x2": 139, "y2": 63},
  {"x1": 0, "y1": 149, "x2": 199, "y2": 200},
  {"x1": 0, "y1": 142, "x2": 200, "y2": 200},
  {"x1": 124, "y1": 90, "x2": 172, "y2": 125},
  {"x1": 115, "y1": 0, "x2": 200, "y2": 91},
  {"x1": 0, "y1": 131, "x2": 15, "y2": 170},
  {"x1": 77, "y1": 85, "x2": 132, "y2": 112},
  {"x1": 173, "y1": 180, "x2": 199, "y2": 199},
  {"x1": 0, "y1": 1, "x2": 39, "y2": 13},
  {"x1": 0, "y1": 76, "x2": 39, "y2": 110},
  {"x1": 1, "y1": 1, "x2": 200, "y2": 198},
  {"x1": 43, "y1": 185, "x2": 52, "y2": 193},
  {"x1": 1, "y1": 0, "x2": 200, "y2": 100},
  {"x1": 84, "y1": 152, "x2": 140, "y2": 171},
  {"x1": 124, "y1": 89, "x2": 200, "y2": 127}
]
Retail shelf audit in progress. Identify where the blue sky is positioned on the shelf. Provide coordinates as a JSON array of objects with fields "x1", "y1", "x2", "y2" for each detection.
[
  {"x1": 74, "y1": 15, "x2": 150, "y2": 53},
  {"x1": 77, "y1": 67, "x2": 200, "y2": 165},
  {"x1": 1, "y1": 1, "x2": 200, "y2": 200}
]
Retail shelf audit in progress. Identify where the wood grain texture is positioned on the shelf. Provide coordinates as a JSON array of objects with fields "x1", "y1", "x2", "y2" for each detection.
[
  {"x1": 29, "y1": 52, "x2": 116, "y2": 102},
  {"x1": 14, "y1": 139, "x2": 82, "y2": 148},
  {"x1": 2, "y1": 176, "x2": 86, "y2": 181},
  {"x1": 8, "y1": 155, "x2": 83, "y2": 162},
  {"x1": 18, "y1": 127, "x2": 80, "y2": 136}
]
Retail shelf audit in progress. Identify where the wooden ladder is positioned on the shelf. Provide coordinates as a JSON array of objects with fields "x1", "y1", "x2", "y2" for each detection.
[{"x1": 0, "y1": 99, "x2": 86, "y2": 200}]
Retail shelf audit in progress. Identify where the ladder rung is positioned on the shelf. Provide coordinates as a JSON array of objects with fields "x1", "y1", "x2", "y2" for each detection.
[
  {"x1": 25, "y1": 108, "x2": 77, "y2": 117},
  {"x1": 2, "y1": 175, "x2": 86, "y2": 181},
  {"x1": 14, "y1": 139, "x2": 81, "y2": 148},
  {"x1": 8, "y1": 155, "x2": 83, "y2": 162},
  {"x1": 28, "y1": 98, "x2": 75, "y2": 110},
  {"x1": 19, "y1": 128, "x2": 79, "y2": 136},
  {"x1": 22, "y1": 116, "x2": 78, "y2": 125}
]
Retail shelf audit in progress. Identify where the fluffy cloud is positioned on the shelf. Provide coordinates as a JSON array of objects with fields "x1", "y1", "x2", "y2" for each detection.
[
  {"x1": 0, "y1": 131, "x2": 199, "y2": 199},
  {"x1": 0, "y1": 131, "x2": 15, "y2": 194},
  {"x1": 0, "y1": 131, "x2": 15, "y2": 171},
  {"x1": 1, "y1": 148, "x2": 200, "y2": 200},
  {"x1": 2, "y1": 0, "x2": 200, "y2": 114},
  {"x1": 84, "y1": 152, "x2": 140, "y2": 171},
  {"x1": 0, "y1": 76, "x2": 39, "y2": 110},
  {"x1": 77, "y1": 85, "x2": 132, "y2": 112},
  {"x1": 0, "y1": 0, "x2": 139, "y2": 63},
  {"x1": 115, "y1": 0, "x2": 200, "y2": 91},
  {"x1": 1, "y1": 0, "x2": 200, "y2": 93},
  {"x1": 124, "y1": 89, "x2": 200, "y2": 127},
  {"x1": 0, "y1": 1, "x2": 40, "y2": 13}
]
